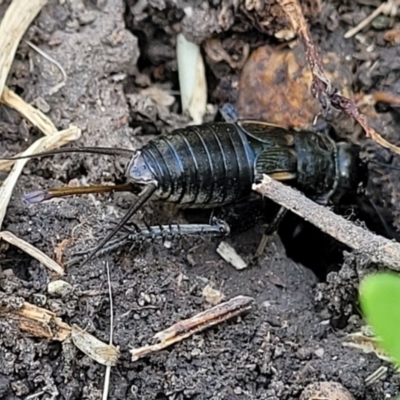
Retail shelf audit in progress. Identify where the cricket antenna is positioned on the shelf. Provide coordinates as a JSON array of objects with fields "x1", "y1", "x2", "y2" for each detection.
[
  {"x1": 1, "y1": 146, "x2": 136, "y2": 161},
  {"x1": 24, "y1": 183, "x2": 137, "y2": 204}
]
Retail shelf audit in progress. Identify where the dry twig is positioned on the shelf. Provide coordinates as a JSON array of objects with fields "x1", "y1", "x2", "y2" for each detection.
[
  {"x1": 253, "y1": 176, "x2": 400, "y2": 270},
  {"x1": 130, "y1": 295, "x2": 254, "y2": 361},
  {"x1": 277, "y1": 0, "x2": 400, "y2": 155},
  {"x1": 370, "y1": 91, "x2": 400, "y2": 107},
  {"x1": 216, "y1": 241, "x2": 247, "y2": 269},
  {"x1": 0, "y1": 301, "x2": 71, "y2": 341},
  {"x1": 0, "y1": 299, "x2": 119, "y2": 366}
]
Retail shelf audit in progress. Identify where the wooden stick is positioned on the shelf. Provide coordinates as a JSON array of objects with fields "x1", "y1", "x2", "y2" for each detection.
[
  {"x1": 130, "y1": 296, "x2": 254, "y2": 361},
  {"x1": 253, "y1": 175, "x2": 400, "y2": 271}
]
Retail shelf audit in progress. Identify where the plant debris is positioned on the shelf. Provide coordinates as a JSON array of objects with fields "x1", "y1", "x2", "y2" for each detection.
[
  {"x1": 253, "y1": 175, "x2": 400, "y2": 270},
  {"x1": 130, "y1": 296, "x2": 254, "y2": 361},
  {"x1": 277, "y1": 0, "x2": 400, "y2": 155}
]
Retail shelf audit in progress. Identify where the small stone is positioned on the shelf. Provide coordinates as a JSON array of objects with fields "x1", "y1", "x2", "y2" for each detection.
[
  {"x1": 202, "y1": 284, "x2": 225, "y2": 305},
  {"x1": 372, "y1": 15, "x2": 390, "y2": 31},
  {"x1": 78, "y1": 11, "x2": 97, "y2": 25},
  {"x1": 31, "y1": 97, "x2": 51, "y2": 113},
  {"x1": 2, "y1": 269, "x2": 13, "y2": 278},
  {"x1": 48, "y1": 280, "x2": 73, "y2": 297},
  {"x1": 314, "y1": 347, "x2": 325, "y2": 358},
  {"x1": 32, "y1": 293, "x2": 47, "y2": 306},
  {"x1": 163, "y1": 240, "x2": 172, "y2": 249},
  {"x1": 275, "y1": 28, "x2": 296, "y2": 41},
  {"x1": 300, "y1": 381, "x2": 354, "y2": 400},
  {"x1": 296, "y1": 347, "x2": 313, "y2": 360},
  {"x1": 191, "y1": 347, "x2": 201, "y2": 357},
  {"x1": 216, "y1": 241, "x2": 247, "y2": 270}
]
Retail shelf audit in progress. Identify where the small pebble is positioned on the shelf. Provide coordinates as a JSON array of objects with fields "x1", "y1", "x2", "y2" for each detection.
[
  {"x1": 216, "y1": 241, "x2": 247, "y2": 270},
  {"x1": 314, "y1": 347, "x2": 325, "y2": 358},
  {"x1": 202, "y1": 284, "x2": 225, "y2": 305},
  {"x1": 372, "y1": 15, "x2": 390, "y2": 30},
  {"x1": 48, "y1": 280, "x2": 73, "y2": 297},
  {"x1": 300, "y1": 381, "x2": 354, "y2": 400},
  {"x1": 2, "y1": 269, "x2": 14, "y2": 277},
  {"x1": 0, "y1": 374, "x2": 10, "y2": 397},
  {"x1": 33, "y1": 293, "x2": 47, "y2": 306}
]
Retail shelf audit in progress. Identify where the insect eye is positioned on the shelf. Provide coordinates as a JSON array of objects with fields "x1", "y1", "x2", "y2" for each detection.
[{"x1": 128, "y1": 152, "x2": 156, "y2": 184}]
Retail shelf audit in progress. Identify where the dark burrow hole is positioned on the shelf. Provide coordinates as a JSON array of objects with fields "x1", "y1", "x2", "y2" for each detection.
[
  {"x1": 1, "y1": 248, "x2": 39, "y2": 281},
  {"x1": 278, "y1": 188, "x2": 397, "y2": 280},
  {"x1": 278, "y1": 189, "x2": 397, "y2": 281},
  {"x1": 278, "y1": 214, "x2": 348, "y2": 281},
  {"x1": 1, "y1": 259, "x2": 28, "y2": 281}
]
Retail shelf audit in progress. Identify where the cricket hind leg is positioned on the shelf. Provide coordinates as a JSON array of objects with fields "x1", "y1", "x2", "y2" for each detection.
[
  {"x1": 200, "y1": 198, "x2": 287, "y2": 264},
  {"x1": 65, "y1": 218, "x2": 230, "y2": 267},
  {"x1": 69, "y1": 197, "x2": 284, "y2": 267},
  {"x1": 253, "y1": 206, "x2": 288, "y2": 261},
  {"x1": 205, "y1": 197, "x2": 278, "y2": 235}
]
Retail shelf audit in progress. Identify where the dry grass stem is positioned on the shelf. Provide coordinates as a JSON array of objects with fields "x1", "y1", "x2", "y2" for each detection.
[
  {"x1": 26, "y1": 40, "x2": 67, "y2": 95},
  {"x1": 0, "y1": 0, "x2": 49, "y2": 95},
  {"x1": 1, "y1": 87, "x2": 57, "y2": 137},
  {"x1": 71, "y1": 325, "x2": 120, "y2": 367},
  {"x1": 25, "y1": 390, "x2": 46, "y2": 400},
  {"x1": 0, "y1": 231, "x2": 64, "y2": 275},
  {"x1": 130, "y1": 295, "x2": 254, "y2": 361},
  {"x1": 0, "y1": 126, "x2": 81, "y2": 229},
  {"x1": 342, "y1": 332, "x2": 390, "y2": 362},
  {"x1": 344, "y1": 1, "x2": 399, "y2": 39},
  {"x1": 277, "y1": 0, "x2": 400, "y2": 155},
  {"x1": 0, "y1": 301, "x2": 71, "y2": 340},
  {"x1": 102, "y1": 261, "x2": 114, "y2": 400},
  {"x1": 365, "y1": 366, "x2": 389, "y2": 386},
  {"x1": 253, "y1": 176, "x2": 400, "y2": 270},
  {"x1": 0, "y1": 300, "x2": 119, "y2": 366},
  {"x1": 0, "y1": 1, "x2": 81, "y2": 272}
]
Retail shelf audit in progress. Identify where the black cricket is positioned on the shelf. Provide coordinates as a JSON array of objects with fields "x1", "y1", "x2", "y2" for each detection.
[{"x1": 3, "y1": 120, "x2": 366, "y2": 265}]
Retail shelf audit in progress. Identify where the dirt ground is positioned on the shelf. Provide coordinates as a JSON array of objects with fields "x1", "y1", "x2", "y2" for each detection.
[{"x1": 1, "y1": 0, "x2": 400, "y2": 399}]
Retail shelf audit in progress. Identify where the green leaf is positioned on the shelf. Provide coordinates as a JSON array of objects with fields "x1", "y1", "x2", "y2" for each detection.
[{"x1": 360, "y1": 272, "x2": 400, "y2": 367}]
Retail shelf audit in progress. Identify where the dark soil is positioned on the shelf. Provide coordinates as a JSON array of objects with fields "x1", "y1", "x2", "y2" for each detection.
[{"x1": 1, "y1": 0, "x2": 400, "y2": 399}]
